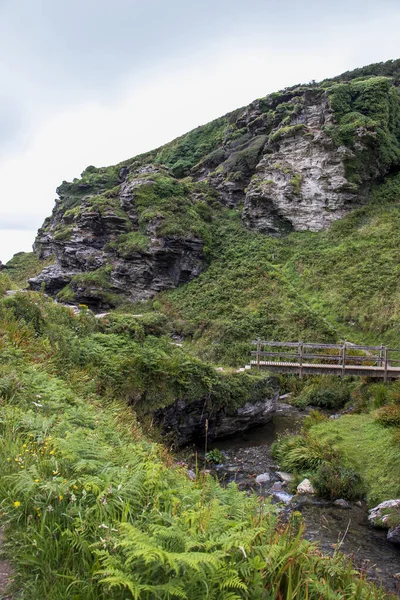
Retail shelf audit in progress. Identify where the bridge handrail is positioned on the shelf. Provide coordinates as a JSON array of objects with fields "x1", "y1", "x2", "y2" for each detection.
[
  {"x1": 251, "y1": 340, "x2": 400, "y2": 381},
  {"x1": 251, "y1": 340, "x2": 394, "y2": 352}
]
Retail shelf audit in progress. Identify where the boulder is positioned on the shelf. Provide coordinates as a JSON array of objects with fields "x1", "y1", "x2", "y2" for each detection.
[
  {"x1": 387, "y1": 525, "x2": 400, "y2": 545},
  {"x1": 255, "y1": 473, "x2": 270, "y2": 484},
  {"x1": 276, "y1": 471, "x2": 293, "y2": 485},
  {"x1": 368, "y1": 499, "x2": 400, "y2": 527},
  {"x1": 333, "y1": 499, "x2": 351, "y2": 509},
  {"x1": 297, "y1": 478, "x2": 315, "y2": 495}
]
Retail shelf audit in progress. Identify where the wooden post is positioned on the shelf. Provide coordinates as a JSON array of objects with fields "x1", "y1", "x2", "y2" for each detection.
[
  {"x1": 341, "y1": 341, "x2": 347, "y2": 380},
  {"x1": 379, "y1": 344, "x2": 384, "y2": 368},
  {"x1": 384, "y1": 346, "x2": 388, "y2": 382},
  {"x1": 257, "y1": 337, "x2": 261, "y2": 370},
  {"x1": 298, "y1": 340, "x2": 303, "y2": 378}
]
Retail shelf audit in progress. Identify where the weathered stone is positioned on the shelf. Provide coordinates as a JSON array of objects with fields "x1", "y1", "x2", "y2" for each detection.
[
  {"x1": 255, "y1": 473, "x2": 270, "y2": 484},
  {"x1": 333, "y1": 498, "x2": 351, "y2": 509},
  {"x1": 297, "y1": 478, "x2": 315, "y2": 495},
  {"x1": 29, "y1": 170, "x2": 206, "y2": 308},
  {"x1": 368, "y1": 499, "x2": 400, "y2": 527},
  {"x1": 242, "y1": 91, "x2": 363, "y2": 234},
  {"x1": 186, "y1": 469, "x2": 196, "y2": 481},
  {"x1": 153, "y1": 380, "x2": 279, "y2": 445},
  {"x1": 276, "y1": 471, "x2": 293, "y2": 485}
]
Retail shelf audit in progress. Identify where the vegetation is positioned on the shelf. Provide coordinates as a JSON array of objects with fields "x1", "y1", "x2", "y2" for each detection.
[
  {"x1": 0, "y1": 287, "x2": 392, "y2": 599},
  {"x1": 5, "y1": 252, "x2": 54, "y2": 288},
  {"x1": 327, "y1": 77, "x2": 400, "y2": 182},
  {"x1": 155, "y1": 172, "x2": 400, "y2": 365}
]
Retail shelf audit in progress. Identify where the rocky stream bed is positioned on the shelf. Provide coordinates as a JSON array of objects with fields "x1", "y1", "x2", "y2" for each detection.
[{"x1": 182, "y1": 404, "x2": 400, "y2": 595}]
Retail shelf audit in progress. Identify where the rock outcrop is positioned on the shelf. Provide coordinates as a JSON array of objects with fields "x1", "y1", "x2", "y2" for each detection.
[
  {"x1": 30, "y1": 166, "x2": 206, "y2": 308},
  {"x1": 154, "y1": 383, "x2": 279, "y2": 446},
  {"x1": 242, "y1": 90, "x2": 361, "y2": 233},
  {"x1": 29, "y1": 64, "x2": 400, "y2": 307}
]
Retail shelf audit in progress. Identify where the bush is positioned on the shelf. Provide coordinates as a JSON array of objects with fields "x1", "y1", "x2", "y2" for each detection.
[
  {"x1": 271, "y1": 432, "x2": 341, "y2": 473},
  {"x1": 375, "y1": 403, "x2": 400, "y2": 427},
  {"x1": 2, "y1": 292, "x2": 44, "y2": 334},
  {"x1": 295, "y1": 378, "x2": 351, "y2": 409},
  {"x1": 312, "y1": 463, "x2": 365, "y2": 500}
]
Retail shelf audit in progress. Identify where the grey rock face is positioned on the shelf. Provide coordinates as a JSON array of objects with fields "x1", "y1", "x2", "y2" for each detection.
[
  {"x1": 242, "y1": 91, "x2": 362, "y2": 233},
  {"x1": 153, "y1": 382, "x2": 279, "y2": 445},
  {"x1": 30, "y1": 167, "x2": 205, "y2": 308}
]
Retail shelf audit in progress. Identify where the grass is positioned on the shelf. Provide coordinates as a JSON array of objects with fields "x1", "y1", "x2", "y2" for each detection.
[
  {"x1": 5, "y1": 252, "x2": 55, "y2": 288},
  {"x1": 0, "y1": 287, "x2": 393, "y2": 599},
  {"x1": 156, "y1": 173, "x2": 400, "y2": 365},
  {"x1": 309, "y1": 414, "x2": 400, "y2": 505}
]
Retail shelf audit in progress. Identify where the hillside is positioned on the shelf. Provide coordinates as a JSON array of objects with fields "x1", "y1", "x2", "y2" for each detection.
[
  {"x1": 2, "y1": 59, "x2": 400, "y2": 599},
  {"x1": 26, "y1": 59, "x2": 400, "y2": 322}
]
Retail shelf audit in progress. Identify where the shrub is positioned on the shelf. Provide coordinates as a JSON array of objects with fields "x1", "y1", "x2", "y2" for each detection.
[
  {"x1": 312, "y1": 463, "x2": 365, "y2": 500},
  {"x1": 375, "y1": 403, "x2": 400, "y2": 427},
  {"x1": 295, "y1": 378, "x2": 351, "y2": 409},
  {"x1": 2, "y1": 293, "x2": 44, "y2": 334},
  {"x1": 205, "y1": 448, "x2": 225, "y2": 464},
  {"x1": 271, "y1": 432, "x2": 341, "y2": 473}
]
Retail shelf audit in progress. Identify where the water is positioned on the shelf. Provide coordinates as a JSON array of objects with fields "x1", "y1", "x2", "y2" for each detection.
[{"x1": 195, "y1": 404, "x2": 400, "y2": 594}]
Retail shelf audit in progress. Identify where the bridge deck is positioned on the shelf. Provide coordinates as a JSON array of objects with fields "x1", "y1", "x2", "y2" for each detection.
[{"x1": 250, "y1": 360, "x2": 400, "y2": 378}]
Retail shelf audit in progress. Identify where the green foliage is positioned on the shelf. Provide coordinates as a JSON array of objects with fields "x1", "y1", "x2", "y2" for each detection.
[
  {"x1": 307, "y1": 415, "x2": 400, "y2": 504},
  {"x1": 375, "y1": 403, "x2": 400, "y2": 427},
  {"x1": 154, "y1": 116, "x2": 229, "y2": 177},
  {"x1": 0, "y1": 273, "x2": 13, "y2": 296},
  {"x1": 219, "y1": 135, "x2": 267, "y2": 179},
  {"x1": 57, "y1": 164, "x2": 121, "y2": 208},
  {"x1": 294, "y1": 377, "x2": 351, "y2": 409},
  {"x1": 5, "y1": 252, "x2": 54, "y2": 288},
  {"x1": 0, "y1": 294, "x2": 390, "y2": 599},
  {"x1": 109, "y1": 231, "x2": 150, "y2": 256},
  {"x1": 131, "y1": 173, "x2": 213, "y2": 240},
  {"x1": 205, "y1": 448, "x2": 226, "y2": 464},
  {"x1": 327, "y1": 77, "x2": 400, "y2": 182},
  {"x1": 269, "y1": 123, "x2": 307, "y2": 143},
  {"x1": 2, "y1": 292, "x2": 45, "y2": 334},
  {"x1": 271, "y1": 431, "x2": 341, "y2": 473},
  {"x1": 312, "y1": 463, "x2": 365, "y2": 501}
]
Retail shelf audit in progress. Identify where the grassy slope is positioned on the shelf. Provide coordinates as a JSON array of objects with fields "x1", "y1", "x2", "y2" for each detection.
[
  {"x1": 5, "y1": 252, "x2": 54, "y2": 288},
  {"x1": 0, "y1": 290, "x2": 392, "y2": 599},
  {"x1": 311, "y1": 414, "x2": 400, "y2": 505},
  {"x1": 157, "y1": 174, "x2": 400, "y2": 365}
]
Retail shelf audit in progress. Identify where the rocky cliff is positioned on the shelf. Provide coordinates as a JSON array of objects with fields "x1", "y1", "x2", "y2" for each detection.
[{"x1": 30, "y1": 60, "x2": 400, "y2": 307}]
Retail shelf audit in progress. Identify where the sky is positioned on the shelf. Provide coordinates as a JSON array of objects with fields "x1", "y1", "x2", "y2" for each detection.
[{"x1": 0, "y1": 0, "x2": 400, "y2": 262}]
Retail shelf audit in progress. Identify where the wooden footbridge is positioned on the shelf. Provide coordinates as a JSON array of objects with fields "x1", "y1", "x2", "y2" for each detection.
[{"x1": 251, "y1": 340, "x2": 400, "y2": 380}]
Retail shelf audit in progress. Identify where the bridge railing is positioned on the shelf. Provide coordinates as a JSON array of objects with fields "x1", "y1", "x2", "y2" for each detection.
[{"x1": 251, "y1": 340, "x2": 400, "y2": 380}]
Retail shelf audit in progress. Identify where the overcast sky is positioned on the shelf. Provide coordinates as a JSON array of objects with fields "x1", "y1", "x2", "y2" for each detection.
[{"x1": 0, "y1": 0, "x2": 399, "y2": 262}]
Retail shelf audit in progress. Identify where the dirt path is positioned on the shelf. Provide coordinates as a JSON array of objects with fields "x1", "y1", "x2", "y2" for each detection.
[{"x1": 0, "y1": 530, "x2": 13, "y2": 599}]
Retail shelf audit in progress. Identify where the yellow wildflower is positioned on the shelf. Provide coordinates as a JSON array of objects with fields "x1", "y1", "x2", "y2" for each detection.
[
  {"x1": 13, "y1": 501, "x2": 21, "y2": 508},
  {"x1": 34, "y1": 479, "x2": 40, "y2": 483},
  {"x1": 59, "y1": 495, "x2": 63, "y2": 501},
  {"x1": 73, "y1": 485, "x2": 78, "y2": 490},
  {"x1": 49, "y1": 450, "x2": 55, "y2": 455}
]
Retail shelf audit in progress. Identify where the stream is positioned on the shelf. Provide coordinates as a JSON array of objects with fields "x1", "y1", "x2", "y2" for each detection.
[{"x1": 190, "y1": 404, "x2": 400, "y2": 594}]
